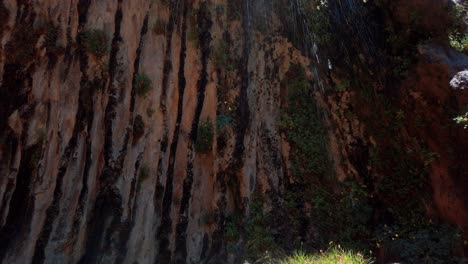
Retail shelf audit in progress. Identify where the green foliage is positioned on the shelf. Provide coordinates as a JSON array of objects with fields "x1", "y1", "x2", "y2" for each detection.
[
  {"x1": 307, "y1": 1, "x2": 333, "y2": 47},
  {"x1": 305, "y1": 181, "x2": 373, "y2": 251},
  {"x1": 448, "y1": 3, "x2": 468, "y2": 53},
  {"x1": 449, "y1": 33, "x2": 468, "y2": 52},
  {"x1": 195, "y1": 119, "x2": 214, "y2": 153},
  {"x1": 134, "y1": 73, "x2": 153, "y2": 96},
  {"x1": 280, "y1": 64, "x2": 331, "y2": 179},
  {"x1": 454, "y1": 110, "x2": 468, "y2": 129},
  {"x1": 245, "y1": 194, "x2": 277, "y2": 260},
  {"x1": 280, "y1": 247, "x2": 373, "y2": 264},
  {"x1": 83, "y1": 29, "x2": 109, "y2": 58}
]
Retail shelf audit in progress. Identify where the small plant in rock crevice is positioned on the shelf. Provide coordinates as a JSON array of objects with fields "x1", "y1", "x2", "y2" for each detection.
[
  {"x1": 195, "y1": 119, "x2": 214, "y2": 153},
  {"x1": 82, "y1": 29, "x2": 109, "y2": 58},
  {"x1": 135, "y1": 73, "x2": 153, "y2": 96},
  {"x1": 454, "y1": 110, "x2": 468, "y2": 129}
]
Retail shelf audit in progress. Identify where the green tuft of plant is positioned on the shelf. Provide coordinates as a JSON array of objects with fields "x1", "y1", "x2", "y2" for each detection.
[
  {"x1": 82, "y1": 29, "x2": 109, "y2": 58},
  {"x1": 135, "y1": 73, "x2": 153, "y2": 96},
  {"x1": 195, "y1": 119, "x2": 214, "y2": 153},
  {"x1": 454, "y1": 110, "x2": 468, "y2": 129},
  {"x1": 280, "y1": 247, "x2": 373, "y2": 264},
  {"x1": 448, "y1": 2, "x2": 468, "y2": 53}
]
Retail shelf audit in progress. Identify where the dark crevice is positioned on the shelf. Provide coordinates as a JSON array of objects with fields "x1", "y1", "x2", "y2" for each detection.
[
  {"x1": 207, "y1": 1, "x2": 251, "y2": 261},
  {"x1": 114, "y1": 12, "x2": 151, "y2": 264},
  {"x1": 31, "y1": 0, "x2": 95, "y2": 262},
  {"x1": 174, "y1": 2, "x2": 212, "y2": 263},
  {"x1": 157, "y1": 0, "x2": 190, "y2": 261},
  {"x1": 79, "y1": 1, "x2": 124, "y2": 263},
  {"x1": 153, "y1": 0, "x2": 179, "y2": 262},
  {"x1": 0, "y1": 3, "x2": 39, "y2": 260}
]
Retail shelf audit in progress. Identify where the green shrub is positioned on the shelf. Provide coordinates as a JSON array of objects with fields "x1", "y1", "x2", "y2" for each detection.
[
  {"x1": 448, "y1": 2, "x2": 468, "y2": 53},
  {"x1": 280, "y1": 64, "x2": 331, "y2": 178},
  {"x1": 245, "y1": 195, "x2": 277, "y2": 260},
  {"x1": 195, "y1": 119, "x2": 214, "y2": 153},
  {"x1": 454, "y1": 110, "x2": 468, "y2": 129},
  {"x1": 135, "y1": 73, "x2": 153, "y2": 96},
  {"x1": 83, "y1": 29, "x2": 109, "y2": 58}
]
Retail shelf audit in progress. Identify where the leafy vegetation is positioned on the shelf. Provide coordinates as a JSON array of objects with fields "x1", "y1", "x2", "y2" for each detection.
[
  {"x1": 195, "y1": 119, "x2": 214, "y2": 153},
  {"x1": 280, "y1": 247, "x2": 372, "y2": 264},
  {"x1": 280, "y1": 64, "x2": 331, "y2": 178},
  {"x1": 448, "y1": 2, "x2": 468, "y2": 53},
  {"x1": 134, "y1": 73, "x2": 153, "y2": 96},
  {"x1": 83, "y1": 29, "x2": 109, "y2": 58},
  {"x1": 245, "y1": 194, "x2": 277, "y2": 260},
  {"x1": 307, "y1": 1, "x2": 333, "y2": 47},
  {"x1": 454, "y1": 110, "x2": 468, "y2": 129}
]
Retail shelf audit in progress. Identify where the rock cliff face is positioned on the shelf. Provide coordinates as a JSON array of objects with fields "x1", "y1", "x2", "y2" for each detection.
[{"x1": 0, "y1": 0, "x2": 466, "y2": 263}]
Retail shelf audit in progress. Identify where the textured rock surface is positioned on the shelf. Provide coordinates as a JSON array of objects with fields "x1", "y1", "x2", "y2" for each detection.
[
  {"x1": 0, "y1": 0, "x2": 309, "y2": 263},
  {"x1": 0, "y1": 0, "x2": 467, "y2": 263}
]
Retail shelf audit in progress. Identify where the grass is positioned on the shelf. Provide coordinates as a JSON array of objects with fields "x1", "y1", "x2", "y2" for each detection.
[
  {"x1": 83, "y1": 29, "x2": 109, "y2": 58},
  {"x1": 279, "y1": 248, "x2": 372, "y2": 264}
]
